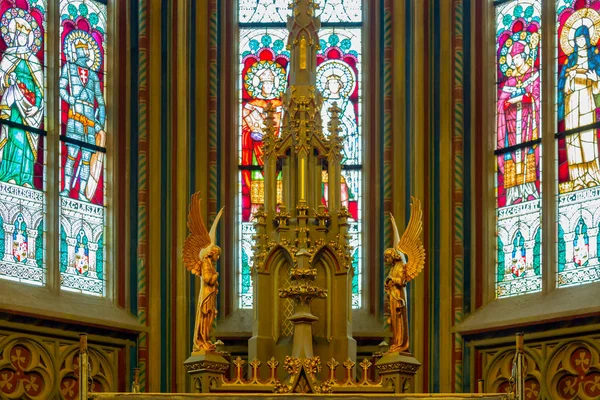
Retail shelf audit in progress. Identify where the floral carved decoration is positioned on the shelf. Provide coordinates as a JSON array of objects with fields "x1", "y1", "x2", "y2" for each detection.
[
  {"x1": 548, "y1": 342, "x2": 600, "y2": 400},
  {"x1": 0, "y1": 340, "x2": 53, "y2": 399},
  {"x1": 485, "y1": 349, "x2": 542, "y2": 400}
]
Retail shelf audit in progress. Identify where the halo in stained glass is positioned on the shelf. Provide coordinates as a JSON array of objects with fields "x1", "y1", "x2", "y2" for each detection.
[
  {"x1": 244, "y1": 60, "x2": 287, "y2": 100},
  {"x1": 317, "y1": 28, "x2": 361, "y2": 165},
  {"x1": 317, "y1": 60, "x2": 356, "y2": 99}
]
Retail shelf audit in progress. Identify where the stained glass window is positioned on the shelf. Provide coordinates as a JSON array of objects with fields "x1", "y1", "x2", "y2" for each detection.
[
  {"x1": 556, "y1": 0, "x2": 600, "y2": 288},
  {"x1": 494, "y1": 0, "x2": 543, "y2": 298},
  {"x1": 238, "y1": 1, "x2": 364, "y2": 309},
  {"x1": 0, "y1": 0, "x2": 46, "y2": 286},
  {"x1": 0, "y1": 0, "x2": 108, "y2": 295},
  {"x1": 58, "y1": 0, "x2": 107, "y2": 295}
]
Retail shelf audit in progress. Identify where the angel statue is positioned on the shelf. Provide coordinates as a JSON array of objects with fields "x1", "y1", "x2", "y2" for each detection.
[
  {"x1": 383, "y1": 197, "x2": 425, "y2": 353},
  {"x1": 182, "y1": 192, "x2": 224, "y2": 353}
]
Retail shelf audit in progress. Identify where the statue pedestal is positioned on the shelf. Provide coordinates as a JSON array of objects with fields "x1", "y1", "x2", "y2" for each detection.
[
  {"x1": 375, "y1": 352, "x2": 421, "y2": 393},
  {"x1": 184, "y1": 351, "x2": 230, "y2": 393}
]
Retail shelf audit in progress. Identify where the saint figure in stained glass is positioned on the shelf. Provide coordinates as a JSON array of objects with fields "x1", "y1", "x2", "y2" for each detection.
[
  {"x1": 241, "y1": 59, "x2": 285, "y2": 217},
  {"x1": 573, "y1": 217, "x2": 589, "y2": 266},
  {"x1": 497, "y1": 34, "x2": 540, "y2": 205},
  {"x1": 59, "y1": 29, "x2": 105, "y2": 202},
  {"x1": 0, "y1": 6, "x2": 44, "y2": 188},
  {"x1": 12, "y1": 214, "x2": 27, "y2": 263},
  {"x1": 558, "y1": 11, "x2": 600, "y2": 190},
  {"x1": 317, "y1": 59, "x2": 358, "y2": 165}
]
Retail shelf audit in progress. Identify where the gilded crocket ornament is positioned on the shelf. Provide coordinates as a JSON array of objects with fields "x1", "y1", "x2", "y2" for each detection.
[
  {"x1": 182, "y1": 192, "x2": 224, "y2": 353},
  {"x1": 384, "y1": 196, "x2": 426, "y2": 353}
]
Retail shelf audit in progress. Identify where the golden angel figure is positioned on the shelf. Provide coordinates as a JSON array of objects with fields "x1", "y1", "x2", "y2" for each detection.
[
  {"x1": 182, "y1": 192, "x2": 224, "y2": 353},
  {"x1": 384, "y1": 197, "x2": 425, "y2": 353}
]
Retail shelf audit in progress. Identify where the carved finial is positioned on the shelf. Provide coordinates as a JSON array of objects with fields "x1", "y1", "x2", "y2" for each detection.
[
  {"x1": 343, "y1": 358, "x2": 355, "y2": 370},
  {"x1": 343, "y1": 358, "x2": 355, "y2": 385},
  {"x1": 250, "y1": 358, "x2": 261, "y2": 383},
  {"x1": 267, "y1": 357, "x2": 279, "y2": 369},
  {"x1": 327, "y1": 357, "x2": 339, "y2": 383},
  {"x1": 234, "y1": 356, "x2": 246, "y2": 368},
  {"x1": 359, "y1": 358, "x2": 372, "y2": 384},
  {"x1": 250, "y1": 358, "x2": 261, "y2": 369},
  {"x1": 233, "y1": 356, "x2": 246, "y2": 384}
]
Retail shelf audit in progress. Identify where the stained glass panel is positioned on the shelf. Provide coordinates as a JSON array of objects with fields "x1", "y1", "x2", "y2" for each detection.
[
  {"x1": 0, "y1": 0, "x2": 46, "y2": 286},
  {"x1": 58, "y1": 0, "x2": 106, "y2": 295},
  {"x1": 495, "y1": 0, "x2": 542, "y2": 298},
  {"x1": 239, "y1": 0, "x2": 362, "y2": 24},
  {"x1": 238, "y1": 28, "x2": 289, "y2": 307},
  {"x1": 556, "y1": 0, "x2": 600, "y2": 287},
  {"x1": 317, "y1": 28, "x2": 361, "y2": 165}
]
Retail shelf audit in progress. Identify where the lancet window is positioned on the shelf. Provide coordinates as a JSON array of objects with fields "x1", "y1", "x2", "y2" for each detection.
[
  {"x1": 0, "y1": 0, "x2": 108, "y2": 296},
  {"x1": 238, "y1": 0, "x2": 364, "y2": 309},
  {"x1": 494, "y1": 0, "x2": 600, "y2": 298}
]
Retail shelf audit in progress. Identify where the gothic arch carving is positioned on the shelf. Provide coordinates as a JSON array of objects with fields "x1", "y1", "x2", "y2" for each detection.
[
  {"x1": 483, "y1": 347, "x2": 542, "y2": 398},
  {"x1": 271, "y1": 247, "x2": 294, "y2": 341}
]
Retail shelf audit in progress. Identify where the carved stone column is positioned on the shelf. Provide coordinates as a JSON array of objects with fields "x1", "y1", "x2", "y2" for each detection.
[{"x1": 375, "y1": 352, "x2": 421, "y2": 393}]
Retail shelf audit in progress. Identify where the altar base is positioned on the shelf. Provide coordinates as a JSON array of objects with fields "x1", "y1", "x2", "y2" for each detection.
[
  {"x1": 375, "y1": 352, "x2": 421, "y2": 393},
  {"x1": 90, "y1": 394, "x2": 505, "y2": 399},
  {"x1": 183, "y1": 351, "x2": 229, "y2": 393}
]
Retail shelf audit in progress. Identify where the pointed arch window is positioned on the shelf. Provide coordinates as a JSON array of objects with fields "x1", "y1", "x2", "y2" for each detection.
[
  {"x1": 493, "y1": 0, "x2": 600, "y2": 299},
  {"x1": 0, "y1": 0, "x2": 109, "y2": 296},
  {"x1": 237, "y1": 0, "x2": 364, "y2": 309}
]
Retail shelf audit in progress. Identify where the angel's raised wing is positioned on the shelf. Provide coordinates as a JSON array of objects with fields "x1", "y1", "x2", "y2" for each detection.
[
  {"x1": 182, "y1": 192, "x2": 211, "y2": 275},
  {"x1": 396, "y1": 196, "x2": 425, "y2": 282}
]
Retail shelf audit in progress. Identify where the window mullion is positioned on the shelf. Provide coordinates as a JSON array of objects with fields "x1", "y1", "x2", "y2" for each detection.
[
  {"x1": 541, "y1": 0, "x2": 557, "y2": 295},
  {"x1": 45, "y1": 0, "x2": 61, "y2": 294}
]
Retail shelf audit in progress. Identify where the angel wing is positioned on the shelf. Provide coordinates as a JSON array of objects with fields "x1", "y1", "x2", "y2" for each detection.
[
  {"x1": 390, "y1": 196, "x2": 425, "y2": 282},
  {"x1": 182, "y1": 193, "x2": 211, "y2": 275}
]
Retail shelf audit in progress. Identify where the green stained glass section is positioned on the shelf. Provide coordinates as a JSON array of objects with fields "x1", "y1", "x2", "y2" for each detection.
[
  {"x1": 557, "y1": 207, "x2": 600, "y2": 287},
  {"x1": 35, "y1": 220, "x2": 43, "y2": 268},
  {"x1": 60, "y1": 225, "x2": 67, "y2": 273},
  {"x1": 96, "y1": 233, "x2": 103, "y2": 281},
  {"x1": 558, "y1": 224, "x2": 566, "y2": 273},
  {"x1": 0, "y1": 216, "x2": 3, "y2": 257},
  {"x1": 497, "y1": 236, "x2": 505, "y2": 284}
]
